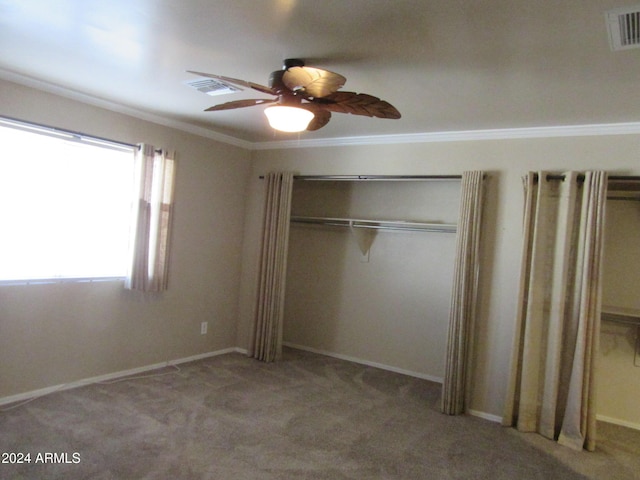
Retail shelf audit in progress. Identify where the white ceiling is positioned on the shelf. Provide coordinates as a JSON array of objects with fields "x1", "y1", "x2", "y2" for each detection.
[{"x1": 1, "y1": 0, "x2": 640, "y2": 145}]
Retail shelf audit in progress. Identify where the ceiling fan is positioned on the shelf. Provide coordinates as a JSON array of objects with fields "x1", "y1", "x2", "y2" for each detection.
[{"x1": 187, "y1": 59, "x2": 401, "y2": 132}]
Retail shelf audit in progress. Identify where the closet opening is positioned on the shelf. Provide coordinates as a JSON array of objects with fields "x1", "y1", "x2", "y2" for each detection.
[
  {"x1": 282, "y1": 177, "x2": 462, "y2": 383},
  {"x1": 598, "y1": 178, "x2": 640, "y2": 431}
]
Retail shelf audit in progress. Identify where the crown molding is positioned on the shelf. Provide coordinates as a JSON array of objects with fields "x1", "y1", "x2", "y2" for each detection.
[
  {"x1": 0, "y1": 68, "x2": 253, "y2": 150},
  {"x1": 3, "y1": 68, "x2": 640, "y2": 152},
  {"x1": 250, "y1": 122, "x2": 640, "y2": 150}
]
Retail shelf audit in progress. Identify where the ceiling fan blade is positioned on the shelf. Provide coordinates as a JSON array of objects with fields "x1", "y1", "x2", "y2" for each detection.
[
  {"x1": 205, "y1": 98, "x2": 277, "y2": 111},
  {"x1": 314, "y1": 92, "x2": 401, "y2": 119},
  {"x1": 187, "y1": 70, "x2": 276, "y2": 96},
  {"x1": 283, "y1": 66, "x2": 346, "y2": 98},
  {"x1": 301, "y1": 106, "x2": 332, "y2": 131}
]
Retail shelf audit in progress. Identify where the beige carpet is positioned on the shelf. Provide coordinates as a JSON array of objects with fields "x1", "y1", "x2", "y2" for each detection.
[{"x1": 1, "y1": 348, "x2": 639, "y2": 479}]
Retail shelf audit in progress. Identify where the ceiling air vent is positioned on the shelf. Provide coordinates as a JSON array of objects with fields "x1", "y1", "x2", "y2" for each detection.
[
  {"x1": 184, "y1": 78, "x2": 242, "y2": 96},
  {"x1": 606, "y1": 6, "x2": 640, "y2": 50}
]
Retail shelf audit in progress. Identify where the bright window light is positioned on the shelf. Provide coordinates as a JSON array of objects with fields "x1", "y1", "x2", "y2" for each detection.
[{"x1": 0, "y1": 120, "x2": 135, "y2": 283}]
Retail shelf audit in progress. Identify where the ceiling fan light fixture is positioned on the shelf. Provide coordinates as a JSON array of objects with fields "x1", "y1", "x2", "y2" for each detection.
[
  {"x1": 264, "y1": 105, "x2": 314, "y2": 132},
  {"x1": 193, "y1": 58, "x2": 400, "y2": 132}
]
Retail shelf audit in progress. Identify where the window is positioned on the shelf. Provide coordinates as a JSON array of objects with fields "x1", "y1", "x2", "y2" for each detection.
[{"x1": 0, "y1": 118, "x2": 135, "y2": 283}]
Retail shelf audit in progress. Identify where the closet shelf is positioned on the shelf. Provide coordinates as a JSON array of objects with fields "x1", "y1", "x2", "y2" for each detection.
[
  {"x1": 601, "y1": 306, "x2": 640, "y2": 326},
  {"x1": 290, "y1": 216, "x2": 457, "y2": 233}
]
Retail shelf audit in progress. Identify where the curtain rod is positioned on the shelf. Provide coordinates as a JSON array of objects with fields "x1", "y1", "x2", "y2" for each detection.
[
  {"x1": 0, "y1": 116, "x2": 167, "y2": 154},
  {"x1": 136, "y1": 144, "x2": 164, "y2": 154},
  {"x1": 0, "y1": 115, "x2": 136, "y2": 150},
  {"x1": 258, "y1": 174, "x2": 463, "y2": 181},
  {"x1": 534, "y1": 174, "x2": 640, "y2": 183}
]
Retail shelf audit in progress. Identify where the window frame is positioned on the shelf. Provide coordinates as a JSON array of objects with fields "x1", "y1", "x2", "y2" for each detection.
[{"x1": 0, "y1": 116, "x2": 136, "y2": 286}]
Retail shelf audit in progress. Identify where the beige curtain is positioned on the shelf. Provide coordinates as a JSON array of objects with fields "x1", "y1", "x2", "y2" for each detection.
[
  {"x1": 503, "y1": 171, "x2": 607, "y2": 451},
  {"x1": 126, "y1": 144, "x2": 176, "y2": 292},
  {"x1": 442, "y1": 171, "x2": 485, "y2": 415},
  {"x1": 250, "y1": 172, "x2": 294, "y2": 362}
]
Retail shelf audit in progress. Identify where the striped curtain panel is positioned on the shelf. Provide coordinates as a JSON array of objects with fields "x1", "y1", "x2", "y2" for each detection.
[
  {"x1": 250, "y1": 172, "x2": 294, "y2": 362},
  {"x1": 126, "y1": 144, "x2": 176, "y2": 292},
  {"x1": 503, "y1": 171, "x2": 607, "y2": 451},
  {"x1": 442, "y1": 171, "x2": 485, "y2": 415}
]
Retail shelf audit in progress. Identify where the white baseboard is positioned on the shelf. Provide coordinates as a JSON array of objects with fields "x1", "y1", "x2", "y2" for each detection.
[
  {"x1": 166, "y1": 347, "x2": 240, "y2": 365},
  {"x1": 467, "y1": 409, "x2": 503, "y2": 423},
  {"x1": 1, "y1": 343, "x2": 508, "y2": 427},
  {"x1": 597, "y1": 414, "x2": 640, "y2": 432},
  {"x1": 0, "y1": 347, "x2": 242, "y2": 407},
  {"x1": 465, "y1": 412, "x2": 640, "y2": 430},
  {"x1": 283, "y1": 342, "x2": 444, "y2": 384}
]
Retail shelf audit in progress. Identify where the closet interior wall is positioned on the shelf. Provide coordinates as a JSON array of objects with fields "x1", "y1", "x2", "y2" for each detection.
[
  {"x1": 598, "y1": 191, "x2": 640, "y2": 429},
  {"x1": 283, "y1": 179, "x2": 461, "y2": 380}
]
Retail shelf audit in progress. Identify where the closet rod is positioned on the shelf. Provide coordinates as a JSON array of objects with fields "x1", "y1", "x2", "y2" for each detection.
[
  {"x1": 290, "y1": 216, "x2": 457, "y2": 233},
  {"x1": 259, "y1": 174, "x2": 462, "y2": 181}
]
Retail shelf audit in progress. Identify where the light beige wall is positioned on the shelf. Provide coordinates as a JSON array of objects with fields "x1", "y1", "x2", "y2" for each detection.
[
  {"x1": 0, "y1": 79, "x2": 251, "y2": 398},
  {"x1": 240, "y1": 135, "x2": 640, "y2": 419},
  {"x1": 598, "y1": 198, "x2": 640, "y2": 427}
]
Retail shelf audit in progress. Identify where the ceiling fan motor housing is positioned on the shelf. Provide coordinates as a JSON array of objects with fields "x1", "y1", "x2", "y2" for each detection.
[
  {"x1": 269, "y1": 70, "x2": 286, "y2": 92},
  {"x1": 269, "y1": 59, "x2": 306, "y2": 93},
  {"x1": 283, "y1": 58, "x2": 305, "y2": 69},
  {"x1": 269, "y1": 68, "x2": 303, "y2": 105}
]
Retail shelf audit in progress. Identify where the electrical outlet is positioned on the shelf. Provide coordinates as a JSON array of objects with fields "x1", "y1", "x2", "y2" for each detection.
[{"x1": 200, "y1": 322, "x2": 208, "y2": 335}]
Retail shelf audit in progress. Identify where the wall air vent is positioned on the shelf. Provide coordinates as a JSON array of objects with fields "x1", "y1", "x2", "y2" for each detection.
[
  {"x1": 184, "y1": 78, "x2": 242, "y2": 96},
  {"x1": 606, "y1": 6, "x2": 640, "y2": 50}
]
